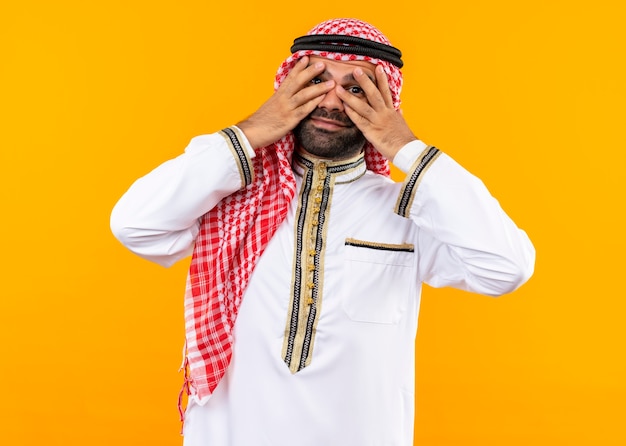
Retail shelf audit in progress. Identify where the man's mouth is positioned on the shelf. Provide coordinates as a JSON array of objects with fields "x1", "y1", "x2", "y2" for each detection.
[
  {"x1": 311, "y1": 117, "x2": 346, "y2": 130},
  {"x1": 309, "y1": 114, "x2": 354, "y2": 132}
]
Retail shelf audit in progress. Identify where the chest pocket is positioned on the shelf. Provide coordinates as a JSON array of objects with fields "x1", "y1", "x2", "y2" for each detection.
[{"x1": 342, "y1": 238, "x2": 416, "y2": 324}]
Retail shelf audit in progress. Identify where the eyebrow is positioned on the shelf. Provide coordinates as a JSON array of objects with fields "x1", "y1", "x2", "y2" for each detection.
[
  {"x1": 312, "y1": 66, "x2": 377, "y2": 85},
  {"x1": 341, "y1": 72, "x2": 376, "y2": 85}
]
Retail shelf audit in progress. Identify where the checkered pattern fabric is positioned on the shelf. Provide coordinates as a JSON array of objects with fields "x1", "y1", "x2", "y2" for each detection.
[{"x1": 183, "y1": 18, "x2": 404, "y2": 403}]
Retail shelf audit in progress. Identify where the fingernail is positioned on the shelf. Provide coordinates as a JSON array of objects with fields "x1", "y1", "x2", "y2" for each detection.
[
  {"x1": 315, "y1": 62, "x2": 324, "y2": 69},
  {"x1": 355, "y1": 68, "x2": 363, "y2": 76}
]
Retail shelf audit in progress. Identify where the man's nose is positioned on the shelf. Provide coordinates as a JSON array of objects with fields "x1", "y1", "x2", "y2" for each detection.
[{"x1": 318, "y1": 87, "x2": 344, "y2": 112}]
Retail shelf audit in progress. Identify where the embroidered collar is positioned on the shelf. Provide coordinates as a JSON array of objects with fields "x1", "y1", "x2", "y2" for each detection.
[{"x1": 292, "y1": 150, "x2": 367, "y2": 184}]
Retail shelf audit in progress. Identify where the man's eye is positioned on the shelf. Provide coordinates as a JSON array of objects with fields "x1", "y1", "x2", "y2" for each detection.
[
  {"x1": 311, "y1": 78, "x2": 322, "y2": 85},
  {"x1": 348, "y1": 86, "x2": 364, "y2": 95}
]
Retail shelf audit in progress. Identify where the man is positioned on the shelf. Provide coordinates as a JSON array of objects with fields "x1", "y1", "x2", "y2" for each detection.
[{"x1": 111, "y1": 18, "x2": 535, "y2": 446}]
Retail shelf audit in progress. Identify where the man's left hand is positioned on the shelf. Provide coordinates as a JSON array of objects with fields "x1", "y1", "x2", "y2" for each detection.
[{"x1": 336, "y1": 65, "x2": 418, "y2": 161}]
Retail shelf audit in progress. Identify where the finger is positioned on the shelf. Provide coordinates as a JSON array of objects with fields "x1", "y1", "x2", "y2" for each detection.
[
  {"x1": 290, "y1": 60, "x2": 337, "y2": 107},
  {"x1": 342, "y1": 101, "x2": 363, "y2": 125},
  {"x1": 336, "y1": 85, "x2": 375, "y2": 122},
  {"x1": 288, "y1": 56, "x2": 310, "y2": 78},
  {"x1": 294, "y1": 79, "x2": 335, "y2": 104},
  {"x1": 275, "y1": 59, "x2": 334, "y2": 114},
  {"x1": 277, "y1": 57, "x2": 309, "y2": 88},
  {"x1": 281, "y1": 57, "x2": 326, "y2": 94},
  {"x1": 339, "y1": 88, "x2": 373, "y2": 130},
  {"x1": 292, "y1": 94, "x2": 327, "y2": 121},
  {"x1": 374, "y1": 65, "x2": 394, "y2": 109},
  {"x1": 276, "y1": 57, "x2": 311, "y2": 97},
  {"x1": 353, "y1": 67, "x2": 386, "y2": 110}
]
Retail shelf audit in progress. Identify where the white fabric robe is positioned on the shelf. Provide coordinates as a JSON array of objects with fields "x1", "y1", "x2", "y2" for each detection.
[{"x1": 110, "y1": 130, "x2": 535, "y2": 446}]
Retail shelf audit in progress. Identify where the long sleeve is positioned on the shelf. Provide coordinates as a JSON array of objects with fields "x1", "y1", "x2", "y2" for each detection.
[
  {"x1": 110, "y1": 128, "x2": 255, "y2": 267},
  {"x1": 393, "y1": 141, "x2": 535, "y2": 296}
]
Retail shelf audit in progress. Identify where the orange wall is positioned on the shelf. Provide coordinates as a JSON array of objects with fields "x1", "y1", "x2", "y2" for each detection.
[{"x1": 1, "y1": 1, "x2": 625, "y2": 445}]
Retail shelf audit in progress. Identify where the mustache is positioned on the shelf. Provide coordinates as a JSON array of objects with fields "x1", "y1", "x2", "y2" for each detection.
[{"x1": 307, "y1": 109, "x2": 354, "y2": 126}]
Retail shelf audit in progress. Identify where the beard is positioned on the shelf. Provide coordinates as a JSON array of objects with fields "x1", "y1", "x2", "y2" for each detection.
[{"x1": 293, "y1": 109, "x2": 367, "y2": 160}]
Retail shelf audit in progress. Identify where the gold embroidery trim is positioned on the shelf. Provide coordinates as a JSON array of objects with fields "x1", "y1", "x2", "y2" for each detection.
[
  {"x1": 282, "y1": 161, "x2": 333, "y2": 373},
  {"x1": 345, "y1": 238, "x2": 415, "y2": 252},
  {"x1": 394, "y1": 146, "x2": 441, "y2": 217},
  {"x1": 218, "y1": 126, "x2": 255, "y2": 187}
]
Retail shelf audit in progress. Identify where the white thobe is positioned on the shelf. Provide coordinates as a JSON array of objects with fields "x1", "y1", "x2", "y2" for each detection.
[{"x1": 110, "y1": 130, "x2": 535, "y2": 446}]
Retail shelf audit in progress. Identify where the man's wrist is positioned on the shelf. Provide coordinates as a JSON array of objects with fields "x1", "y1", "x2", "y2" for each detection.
[
  {"x1": 230, "y1": 125, "x2": 257, "y2": 159},
  {"x1": 235, "y1": 120, "x2": 262, "y2": 149}
]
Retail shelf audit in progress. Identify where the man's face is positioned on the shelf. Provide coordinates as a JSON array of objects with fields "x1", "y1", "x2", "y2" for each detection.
[{"x1": 294, "y1": 56, "x2": 378, "y2": 160}]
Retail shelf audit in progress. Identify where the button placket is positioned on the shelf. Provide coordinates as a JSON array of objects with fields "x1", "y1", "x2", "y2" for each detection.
[{"x1": 305, "y1": 162, "x2": 327, "y2": 307}]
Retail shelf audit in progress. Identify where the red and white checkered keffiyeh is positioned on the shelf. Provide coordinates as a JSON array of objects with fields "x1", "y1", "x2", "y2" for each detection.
[{"x1": 182, "y1": 18, "x2": 404, "y2": 405}]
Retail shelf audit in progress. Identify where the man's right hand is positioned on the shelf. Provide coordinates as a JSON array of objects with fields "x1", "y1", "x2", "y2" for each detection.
[{"x1": 237, "y1": 56, "x2": 335, "y2": 149}]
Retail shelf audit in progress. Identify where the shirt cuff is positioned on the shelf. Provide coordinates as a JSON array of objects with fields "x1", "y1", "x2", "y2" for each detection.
[
  {"x1": 394, "y1": 143, "x2": 442, "y2": 218},
  {"x1": 391, "y1": 140, "x2": 429, "y2": 173},
  {"x1": 232, "y1": 125, "x2": 257, "y2": 160},
  {"x1": 218, "y1": 126, "x2": 256, "y2": 187}
]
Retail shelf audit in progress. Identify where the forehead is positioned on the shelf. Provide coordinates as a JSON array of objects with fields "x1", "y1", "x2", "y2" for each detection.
[{"x1": 308, "y1": 55, "x2": 377, "y2": 77}]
